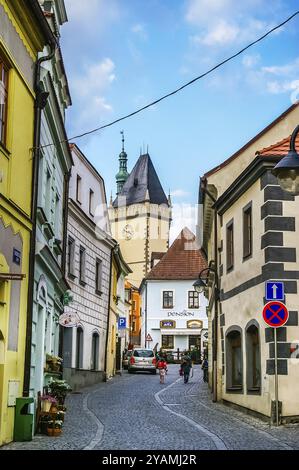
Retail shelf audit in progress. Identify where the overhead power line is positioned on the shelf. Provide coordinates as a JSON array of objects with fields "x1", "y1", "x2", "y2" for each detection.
[{"x1": 39, "y1": 10, "x2": 299, "y2": 150}]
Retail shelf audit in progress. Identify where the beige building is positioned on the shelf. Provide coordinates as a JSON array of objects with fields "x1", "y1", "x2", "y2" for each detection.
[
  {"x1": 109, "y1": 141, "x2": 171, "y2": 287},
  {"x1": 199, "y1": 103, "x2": 299, "y2": 423}
]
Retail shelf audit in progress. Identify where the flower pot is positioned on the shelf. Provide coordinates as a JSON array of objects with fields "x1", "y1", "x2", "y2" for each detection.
[
  {"x1": 50, "y1": 405, "x2": 58, "y2": 413},
  {"x1": 42, "y1": 400, "x2": 52, "y2": 412},
  {"x1": 47, "y1": 427, "x2": 54, "y2": 436}
]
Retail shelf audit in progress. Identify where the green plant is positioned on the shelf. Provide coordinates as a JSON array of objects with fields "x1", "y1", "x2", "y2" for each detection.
[{"x1": 48, "y1": 379, "x2": 72, "y2": 405}]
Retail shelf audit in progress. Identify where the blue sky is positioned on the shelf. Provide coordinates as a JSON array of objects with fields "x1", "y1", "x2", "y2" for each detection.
[{"x1": 61, "y1": 0, "x2": 299, "y2": 238}]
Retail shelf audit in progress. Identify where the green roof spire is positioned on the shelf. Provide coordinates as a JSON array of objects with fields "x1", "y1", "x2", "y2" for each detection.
[{"x1": 116, "y1": 131, "x2": 129, "y2": 195}]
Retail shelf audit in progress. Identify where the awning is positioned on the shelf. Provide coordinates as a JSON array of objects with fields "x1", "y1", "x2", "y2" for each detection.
[{"x1": 160, "y1": 329, "x2": 202, "y2": 336}]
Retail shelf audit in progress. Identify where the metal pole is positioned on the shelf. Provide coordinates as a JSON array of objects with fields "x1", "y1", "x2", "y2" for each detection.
[{"x1": 274, "y1": 328, "x2": 279, "y2": 426}]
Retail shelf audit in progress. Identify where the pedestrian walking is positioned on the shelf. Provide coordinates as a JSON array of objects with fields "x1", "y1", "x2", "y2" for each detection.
[
  {"x1": 202, "y1": 357, "x2": 208, "y2": 383},
  {"x1": 180, "y1": 357, "x2": 192, "y2": 384},
  {"x1": 157, "y1": 358, "x2": 167, "y2": 384}
]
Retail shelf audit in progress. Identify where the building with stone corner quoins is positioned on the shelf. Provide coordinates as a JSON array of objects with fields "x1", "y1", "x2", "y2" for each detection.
[
  {"x1": 198, "y1": 102, "x2": 299, "y2": 423},
  {"x1": 140, "y1": 227, "x2": 208, "y2": 359},
  {"x1": 109, "y1": 135, "x2": 172, "y2": 288},
  {"x1": 63, "y1": 144, "x2": 116, "y2": 390}
]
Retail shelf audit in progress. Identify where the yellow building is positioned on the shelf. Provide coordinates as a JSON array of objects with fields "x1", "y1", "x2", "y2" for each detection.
[
  {"x1": 106, "y1": 246, "x2": 131, "y2": 379},
  {"x1": 125, "y1": 281, "x2": 142, "y2": 346},
  {"x1": 109, "y1": 138, "x2": 172, "y2": 288},
  {"x1": 0, "y1": 0, "x2": 53, "y2": 445}
]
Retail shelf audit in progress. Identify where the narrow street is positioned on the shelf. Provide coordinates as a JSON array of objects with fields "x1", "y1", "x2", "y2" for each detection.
[{"x1": 3, "y1": 365, "x2": 299, "y2": 451}]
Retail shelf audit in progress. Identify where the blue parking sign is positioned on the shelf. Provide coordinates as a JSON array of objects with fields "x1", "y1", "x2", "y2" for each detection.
[
  {"x1": 265, "y1": 282, "x2": 284, "y2": 301},
  {"x1": 118, "y1": 317, "x2": 126, "y2": 329}
]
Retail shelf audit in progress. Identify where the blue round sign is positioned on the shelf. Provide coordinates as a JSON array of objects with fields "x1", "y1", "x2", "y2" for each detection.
[{"x1": 262, "y1": 301, "x2": 289, "y2": 328}]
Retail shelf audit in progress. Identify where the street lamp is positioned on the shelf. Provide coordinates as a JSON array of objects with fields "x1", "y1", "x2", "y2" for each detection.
[
  {"x1": 272, "y1": 124, "x2": 299, "y2": 195},
  {"x1": 193, "y1": 266, "x2": 219, "y2": 299}
]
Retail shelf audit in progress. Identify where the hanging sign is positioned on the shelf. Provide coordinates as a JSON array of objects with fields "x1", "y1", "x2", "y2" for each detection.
[{"x1": 59, "y1": 312, "x2": 80, "y2": 328}]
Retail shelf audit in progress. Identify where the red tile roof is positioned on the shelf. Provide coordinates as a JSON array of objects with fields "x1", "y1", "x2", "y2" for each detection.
[
  {"x1": 147, "y1": 227, "x2": 207, "y2": 281},
  {"x1": 257, "y1": 133, "x2": 299, "y2": 157}
]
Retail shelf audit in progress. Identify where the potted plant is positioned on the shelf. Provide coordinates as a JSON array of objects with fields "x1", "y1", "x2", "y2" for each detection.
[
  {"x1": 53, "y1": 420, "x2": 63, "y2": 436},
  {"x1": 56, "y1": 411, "x2": 65, "y2": 422},
  {"x1": 41, "y1": 394, "x2": 57, "y2": 412},
  {"x1": 48, "y1": 379, "x2": 72, "y2": 405},
  {"x1": 40, "y1": 414, "x2": 52, "y2": 435}
]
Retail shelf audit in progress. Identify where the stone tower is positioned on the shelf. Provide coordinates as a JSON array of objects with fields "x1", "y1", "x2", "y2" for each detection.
[{"x1": 109, "y1": 145, "x2": 172, "y2": 287}]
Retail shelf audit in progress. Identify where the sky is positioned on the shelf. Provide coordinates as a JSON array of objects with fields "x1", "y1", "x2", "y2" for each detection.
[{"x1": 61, "y1": 0, "x2": 299, "y2": 240}]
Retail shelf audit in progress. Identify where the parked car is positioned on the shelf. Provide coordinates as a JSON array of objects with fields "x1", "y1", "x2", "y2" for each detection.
[
  {"x1": 122, "y1": 350, "x2": 133, "y2": 370},
  {"x1": 128, "y1": 348, "x2": 157, "y2": 374}
]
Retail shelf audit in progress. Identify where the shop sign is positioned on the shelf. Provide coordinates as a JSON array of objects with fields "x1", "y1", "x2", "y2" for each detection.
[
  {"x1": 59, "y1": 312, "x2": 80, "y2": 328},
  {"x1": 12, "y1": 248, "x2": 21, "y2": 266},
  {"x1": 160, "y1": 320, "x2": 176, "y2": 328},
  {"x1": 187, "y1": 320, "x2": 203, "y2": 329},
  {"x1": 167, "y1": 310, "x2": 194, "y2": 317}
]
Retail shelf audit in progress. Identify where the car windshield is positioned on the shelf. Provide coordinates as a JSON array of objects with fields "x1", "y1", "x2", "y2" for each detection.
[{"x1": 133, "y1": 350, "x2": 154, "y2": 358}]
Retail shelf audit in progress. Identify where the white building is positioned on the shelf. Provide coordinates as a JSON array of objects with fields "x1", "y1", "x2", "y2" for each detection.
[
  {"x1": 141, "y1": 228, "x2": 208, "y2": 359},
  {"x1": 63, "y1": 144, "x2": 115, "y2": 390}
]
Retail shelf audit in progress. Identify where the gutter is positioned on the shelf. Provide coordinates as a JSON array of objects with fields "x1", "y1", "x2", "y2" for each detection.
[{"x1": 23, "y1": 45, "x2": 56, "y2": 397}]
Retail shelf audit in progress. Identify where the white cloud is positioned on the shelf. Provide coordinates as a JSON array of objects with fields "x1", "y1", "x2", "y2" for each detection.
[
  {"x1": 171, "y1": 189, "x2": 190, "y2": 198},
  {"x1": 131, "y1": 23, "x2": 148, "y2": 40},
  {"x1": 65, "y1": 0, "x2": 120, "y2": 27},
  {"x1": 70, "y1": 58, "x2": 116, "y2": 131},
  {"x1": 242, "y1": 54, "x2": 261, "y2": 68},
  {"x1": 185, "y1": 0, "x2": 281, "y2": 48}
]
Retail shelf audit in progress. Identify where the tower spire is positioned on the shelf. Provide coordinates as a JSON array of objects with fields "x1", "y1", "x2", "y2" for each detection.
[{"x1": 116, "y1": 131, "x2": 129, "y2": 195}]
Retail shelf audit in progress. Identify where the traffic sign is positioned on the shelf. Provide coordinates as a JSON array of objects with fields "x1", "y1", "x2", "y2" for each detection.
[
  {"x1": 146, "y1": 333, "x2": 153, "y2": 342},
  {"x1": 265, "y1": 281, "x2": 284, "y2": 301},
  {"x1": 262, "y1": 301, "x2": 289, "y2": 328},
  {"x1": 118, "y1": 317, "x2": 126, "y2": 329}
]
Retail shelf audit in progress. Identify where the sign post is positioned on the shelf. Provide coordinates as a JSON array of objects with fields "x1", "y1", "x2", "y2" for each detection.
[{"x1": 262, "y1": 298, "x2": 289, "y2": 426}]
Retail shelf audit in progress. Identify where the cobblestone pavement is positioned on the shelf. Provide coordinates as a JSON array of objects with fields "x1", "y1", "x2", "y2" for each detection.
[{"x1": 2, "y1": 365, "x2": 299, "y2": 450}]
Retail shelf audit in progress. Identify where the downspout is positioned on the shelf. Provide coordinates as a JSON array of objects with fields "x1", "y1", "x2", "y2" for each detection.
[
  {"x1": 104, "y1": 247, "x2": 114, "y2": 382},
  {"x1": 201, "y1": 177, "x2": 219, "y2": 403},
  {"x1": 23, "y1": 45, "x2": 56, "y2": 397},
  {"x1": 62, "y1": 169, "x2": 71, "y2": 277}
]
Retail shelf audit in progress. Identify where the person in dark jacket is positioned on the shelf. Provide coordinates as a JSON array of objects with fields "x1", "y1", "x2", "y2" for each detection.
[{"x1": 180, "y1": 358, "x2": 192, "y2": 383}]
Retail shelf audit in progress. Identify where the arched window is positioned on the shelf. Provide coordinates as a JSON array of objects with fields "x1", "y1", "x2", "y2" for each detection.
[
  {"x1": 246, "y1": 323, "x2": 261, "y2": 393},
  {"x1": 91, "y1": 332, "x2": 100, "y2": 370},
  {"x1": 76, "y1": 327, "x2": 83, "y2": 369},
  {"x1": 226, "y1": 328, "x2": 243, "y2": 392}
]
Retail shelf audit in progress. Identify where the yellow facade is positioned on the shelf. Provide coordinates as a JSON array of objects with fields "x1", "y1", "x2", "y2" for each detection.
[
  {"x1": 106, "y1": 257, "x2": 118, "y2": 379},
  {"x1": 0, "y1": 0, "x2": 46, "y2": 445},
  {"x1": 125, "y1": 281, "x2": 142, "y2": 346}
]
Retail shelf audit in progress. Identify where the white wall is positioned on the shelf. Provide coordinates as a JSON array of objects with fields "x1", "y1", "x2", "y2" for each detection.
[{"x1": 141, "y1": 280, "x2": 208, "y2": 352}]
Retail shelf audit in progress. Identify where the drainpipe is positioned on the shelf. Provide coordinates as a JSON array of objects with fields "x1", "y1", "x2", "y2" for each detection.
[
  {"x1": 23, "y1": 46, "x2": 56, "y2": 397},
  {"x1": 201, "y1": 177, "x2": 219, "y2": 403},
  {"x1": 61, "y1": 169, "x2": 71, "y2": 277},
  {"x1": 104, "y1": 247, "x2": 115, "y2": 382}
]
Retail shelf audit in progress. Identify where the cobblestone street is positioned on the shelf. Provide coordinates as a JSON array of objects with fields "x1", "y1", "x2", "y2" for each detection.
[{"x1": 2, "y1": 365, "x2": 299, "y2": 451}]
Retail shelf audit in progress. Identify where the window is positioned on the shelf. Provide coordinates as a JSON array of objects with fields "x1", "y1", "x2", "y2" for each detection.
[
  {"x1": 163, "y1": 291, "x2": 174, "y2": 309},
  {"x1": 91, "y1": 332, "x2": 100, "y2": 370},
  {"x1": 68, "y1": 237, "x2": 76, "y2": 277},
  {"x1": 76, "y1": 327, "x2": 83, "y2": 369},
  {"x1": 246, "y1": 324, "x2": 261, "y2": 393},
  {"x1": 188, "y1": 291, "x2": 199, "y2": 309},
  {"x1": 89, "y1": 189, "x2": 94, "y2": 216},
  {"x1": 96, "y1": 259, "x2": 103, "y2": 294},
  {"x1": 132, "y1": 321, "x2": 136, "y2": 332},
  {"x1": 243, "y1": 204, "x2": 252, "y2": 259},
  {"x1": 226, "y1": 329, "x2": 243, "y2": 391},
  {"x1": 0, "y1": 58, "x2": 9, "y2": 147},
  {"x1": 226, "y1": 220, "x2": 234, "y2": 272},
  {"x1": 76, "y1": 175, "x2": 82, "y2": 203},
  {"x1": 132, "y1": 300, "x2": 136, "y2": 312},
  {"x1": 162, "y1": 335, "x2": 174, "y2": 349},
  {"x1": 79, "y1": 246, "x2": 86, "y2": 285},
  {"x1": 133, "y1": 349, "x2": 154, "y2": 358}
]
